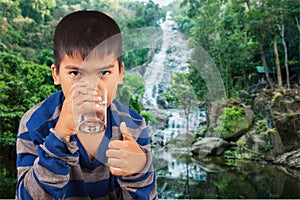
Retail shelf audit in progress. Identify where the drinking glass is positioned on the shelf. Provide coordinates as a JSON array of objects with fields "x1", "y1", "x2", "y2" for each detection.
[{"x1": 78, "y1": 84, "x2": 107, "y2": 135}]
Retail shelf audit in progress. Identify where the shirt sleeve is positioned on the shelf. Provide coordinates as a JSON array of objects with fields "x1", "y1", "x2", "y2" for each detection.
[{"x1": 16, "y1": 128, "x2": 79, "y2": 200}]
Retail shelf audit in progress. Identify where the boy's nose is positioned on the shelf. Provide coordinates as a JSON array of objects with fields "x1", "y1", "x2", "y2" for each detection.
[{"x1": 78, "y1": 75, "x2": 103, "y2": 88}]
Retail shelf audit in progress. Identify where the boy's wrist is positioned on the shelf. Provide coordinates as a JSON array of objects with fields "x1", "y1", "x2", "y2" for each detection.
[
  {"x1": 53, "y1": 125, "x2": 71, "y2": 142},
  {"x1": 45, "y1": 128, "x2": 79, "y2": 162}
]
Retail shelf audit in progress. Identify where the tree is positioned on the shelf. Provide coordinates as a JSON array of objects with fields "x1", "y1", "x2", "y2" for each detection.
[
  {"x1": 0, "y1": 53, "x2": 57, "y2": 147},
  {"x1": 19, "y1": 0, "x2": 56, "y2": 23},
  {"x1": 274, "y1": 0, "x2": 300, "y2": 88},
  {"x1": 115, "y1": 72, "x2": 156, "y2": 124},
  {"x1": 167, "y1": 73, "x2": 199, "y2": 134},
  {"x1": 116, "y1": 72, "x2": 145, "y2": 113},
  {"x1": 179, "y1": 0, "x2": 257, "y2": 97},
  {"x1": 245, "y1": 0, "x2": 274, "y2": 88},
  {"x1": 245, "y1": 0, "x2": 300, "y2": 88}
]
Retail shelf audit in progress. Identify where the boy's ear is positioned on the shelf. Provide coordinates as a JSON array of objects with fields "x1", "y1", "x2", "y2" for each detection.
[
  {"x1": 51, "y1": 64, "x2": 61, "y2": 85},
  {"x1": 118, "y1": 62, "x2": 125, "y2": 84}
]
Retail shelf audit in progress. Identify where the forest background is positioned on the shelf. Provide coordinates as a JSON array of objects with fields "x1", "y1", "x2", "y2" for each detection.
[{"x1": 0, "y1": 0, "x2": 299, "y2": 198}]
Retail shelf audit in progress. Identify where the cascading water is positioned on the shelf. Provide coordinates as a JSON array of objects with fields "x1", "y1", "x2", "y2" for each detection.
[
  {"x1": 141, "y1": 12, "x2": 206, "y2": 145},
  {"x1": 138, "y1": 14, "x2": 208, "y2": 195},
  {"x1": 142, "y1": 12, "x2": 190, "y2": 109}
]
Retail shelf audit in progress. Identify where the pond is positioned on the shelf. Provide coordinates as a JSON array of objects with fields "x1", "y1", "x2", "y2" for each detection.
[{"x1": 154, "y1": 150, "x2": 300, "y2": 199}]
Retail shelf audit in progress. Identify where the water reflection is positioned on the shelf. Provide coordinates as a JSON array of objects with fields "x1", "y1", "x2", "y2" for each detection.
[{"x1": 154, "y1": 150, "x2": 300, "y2": 199}]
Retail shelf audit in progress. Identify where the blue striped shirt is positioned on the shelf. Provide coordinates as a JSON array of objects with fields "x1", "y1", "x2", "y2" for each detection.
[{"x1": 16, "y1": 90, "x2": 157, "y2": 200}]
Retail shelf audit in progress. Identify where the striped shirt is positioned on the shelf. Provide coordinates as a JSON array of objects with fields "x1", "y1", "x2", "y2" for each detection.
[{"x1": 16, "y1": 90, "x2": 157, "y2": 200}]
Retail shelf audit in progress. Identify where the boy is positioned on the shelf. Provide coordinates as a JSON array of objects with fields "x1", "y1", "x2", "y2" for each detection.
[{"x1": 16, "y1": 10, "x2": 157, "y2": 199}]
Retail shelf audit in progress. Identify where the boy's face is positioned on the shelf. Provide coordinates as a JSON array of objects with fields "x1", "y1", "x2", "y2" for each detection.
[{"x1": 51, "y1": 53, "x2": 124, "y2": 106}]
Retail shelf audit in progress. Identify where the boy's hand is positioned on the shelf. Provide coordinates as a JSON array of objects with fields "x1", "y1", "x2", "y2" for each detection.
[
  {"x1": 54, "y1": 81, "x2": 100, "y2": 142},
  {"x1": 106, "y1": 122, "x2": 147, "y2": 176},
  {"x1": 54, "y1": 91, "x2": 77, "y2": 142}
]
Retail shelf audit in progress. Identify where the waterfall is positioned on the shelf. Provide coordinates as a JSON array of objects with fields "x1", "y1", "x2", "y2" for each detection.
[
  {"x1": 142, "y1": 11, "x2": 190, "y2": 109},
  {"x1": 140, "y1": 12, "x2": 206, "y2": 145}
]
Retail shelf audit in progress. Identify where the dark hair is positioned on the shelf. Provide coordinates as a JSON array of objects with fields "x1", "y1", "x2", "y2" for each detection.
[{"x1": 54, "y1": 10, "x2": 122, "y2": 72}]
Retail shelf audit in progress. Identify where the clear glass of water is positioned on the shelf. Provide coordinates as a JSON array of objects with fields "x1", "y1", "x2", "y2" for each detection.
[{"x1": 78, "y1": 85, "x2": 107, "y2": 135}]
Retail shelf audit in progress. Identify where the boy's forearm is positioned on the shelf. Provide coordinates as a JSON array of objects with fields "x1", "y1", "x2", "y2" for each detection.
[{"x1": 16, "y1": 130, "x2": 79, "y2": 199}]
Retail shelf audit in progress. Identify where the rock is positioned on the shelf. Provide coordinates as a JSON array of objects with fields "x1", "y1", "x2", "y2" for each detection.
[
  {"x1": 207, "y1": 99, "x2": 254, "y2": 141},
  {"x1": 167, "y1": 133, "x2": 195, "y2": 148},
  {"x1": 251, "y1": 88, "x2": 300, "y2": 152},
  {"x1": 237, "y1": 123, "x2": 285, "y2": 160},
  {"x1": 248, "y1": 81, "x2": 268, "y2": 94},
  {"x1": 274, "y1": 149, "x2": 300, "y2": 169},
  {"x1": 239, "y1": 90, "x2": 251, "y2": 99},
  {"x1": 229, "y1": 88, "x2": 300, "y2": 166},
  {"x1": 157, "y1": 98, "x2": 169, "y2": 109},
  {"x1": 270, "y1": 91, "x2": 300, "y2": 151},
  {"x1": 191, "y1": 137, "x2": 230, "y2": 156},
  {"x1": 253, "y1": 94, "x2": 275, "y2": 128}
]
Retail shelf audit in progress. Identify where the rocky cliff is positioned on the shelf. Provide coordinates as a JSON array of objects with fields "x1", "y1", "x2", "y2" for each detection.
[{"x1": 191, "y1": 88, "x2": 300, "y2": 169}]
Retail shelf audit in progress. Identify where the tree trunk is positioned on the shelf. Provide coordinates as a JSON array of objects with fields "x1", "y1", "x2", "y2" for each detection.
[
  {"x1": 296, "y1": 17, "x2": 300, "y2": 33},
  {"x1": 282, "y1": 38, "x2": 290, "y2": 88},
  {"x1": 277, "y1": 24, "x2": 290, "y2": 88},
  {"x1": 185, "y1": 107, "x2": 189, "y2": 135},
  {"x1": 245, "y1": 0, "x2": 251, "y2": 11},
  {"x1": 257, "y1": 30, "x2": 273, "y2": 88},
  {"x1": 227, "y1": 61, "x2": 232, "y2": 98},
  {"x1": 272, "y1": 27, "x2": 283, "y2": 87},
  {"x1": 243, "y1": 67, "x2": 248, "y2": 90}
]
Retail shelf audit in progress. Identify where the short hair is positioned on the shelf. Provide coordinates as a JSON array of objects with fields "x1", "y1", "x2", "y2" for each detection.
[{"x1": 54, "y1": 10, "x2": 122, "y2": 72}]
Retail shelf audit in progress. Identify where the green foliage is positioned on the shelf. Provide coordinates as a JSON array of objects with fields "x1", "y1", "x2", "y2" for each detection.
[
  {"x1": 173, "y1": 0, "x2": 299, "y2": 97},
  {"x1": 256, "y1": 121, "x2": 267, "y2": 134},
  {"x1": 116, "y1": 72, "x2": 144, "y2": 111},
  {"x1": 214, "y1": 178, "x2": 229, "y2": 190},
  {"x1": 19, "y1": 0, "x2": 56, "y2": 23},
  {"x1": 36, "y1": 49, "x2": 53, "y2": 66},
  {"x1": 224, "y1": 150, "x2": 238, "y2": 160},
  {"x1": 141, "y1": 111, "x2": 157, "y2": 125},
  {"x1": 0, "y1": 0, "x2": 165, "y2": 69},
  {"x1": 266, "y1": 128, "x2": 278, "y2": 135},
  {"x1": 123, "y1": 48, "x2": 149, "y2": 70},
  {"x1": 187, "y1": 65, "x2": 208, "y2": 100},
  {"x1": 164, "y1": 72, "x2": 199, "y2": 133},
  {"x1": 0, "y1": 53, "x2": 57, "y2": 146},
  {"x1": 262, "y1": 143, "x2": 273, "y2": 152},
  {"x1": 122, "y1": 0, "x2": 165, "y2": 28},
  {"x1": 120, "y1": 1, "x2": 165, "y2": 69},
  {"x1": 214, "y1": 106, "x2": 246, "y2": 138},
  {"x1": 237, "y1": 140, "x2": 246, "y2": 147},
  {"x1": 115, "y1": 72, "x2": 157, "y2": 125},
  {"x1": 167, "y1": 73, "x2": 198, "y2": 109}
]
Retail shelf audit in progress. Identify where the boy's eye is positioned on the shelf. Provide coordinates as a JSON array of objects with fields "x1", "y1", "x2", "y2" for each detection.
[
  {"x1": 70, "y1": 71, "x2": 81, "y2": 77},
  {"x1": 100, "y1": 71, "x2": 111, "y2": 76}
]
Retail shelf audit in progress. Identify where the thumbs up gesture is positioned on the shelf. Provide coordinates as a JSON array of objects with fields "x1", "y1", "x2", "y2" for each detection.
[{"x1": 106, "y1": 122, "x2": 147, "y2": 176}]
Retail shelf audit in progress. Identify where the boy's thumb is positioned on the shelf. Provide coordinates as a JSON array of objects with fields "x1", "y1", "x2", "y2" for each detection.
[{"x1": 120, "y1": 122, "x2": 134, "y2": 141}]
